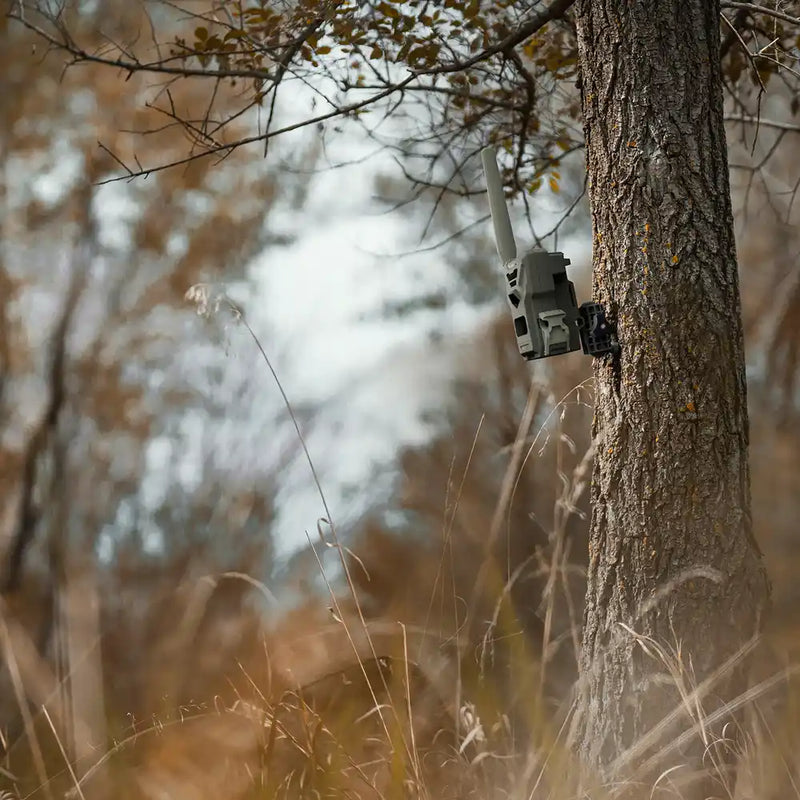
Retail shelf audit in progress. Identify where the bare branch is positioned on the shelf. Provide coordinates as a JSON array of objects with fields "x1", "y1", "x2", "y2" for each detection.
[
  {"x1": 352, "y1": 82, "x2": 527, "y2": 113},
  {"x1": 720, "y1": 1, "x2": 800, "y2": 27},
  {"x1": 95, "y1": 74, "x2": 417, "y2": 183},
  {"x1": 724, "y1": 115, "x2": 800, "y2": 133},
  {"x1": 10, "y1": 12, "x2": 275, "y2": 81}
]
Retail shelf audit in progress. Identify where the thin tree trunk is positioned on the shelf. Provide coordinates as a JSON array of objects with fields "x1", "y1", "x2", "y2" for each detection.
[{"x1": 574, "y1": 0, "x2": 770, "y2": 793}]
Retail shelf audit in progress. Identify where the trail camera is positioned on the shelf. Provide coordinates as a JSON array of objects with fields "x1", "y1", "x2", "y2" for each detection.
[{"x1": 481, "y1": 147, "x2": 618, "y2": 361}]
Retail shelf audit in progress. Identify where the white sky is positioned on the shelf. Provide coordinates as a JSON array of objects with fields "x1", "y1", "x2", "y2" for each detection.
[
  {"x1": 250, "y1": 135, "x2": 495, "y2": 560},
  {"x1": 244, "y1": 126, "x2": 590, "y2": 562},
  {"x1": 10, "y1": 83, "x2": 591, "y2": 572}
]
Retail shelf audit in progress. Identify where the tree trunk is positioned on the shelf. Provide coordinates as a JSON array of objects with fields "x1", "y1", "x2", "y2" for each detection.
[{"x1": 574, "y1": 0, "x2": 770, "y2": 793}]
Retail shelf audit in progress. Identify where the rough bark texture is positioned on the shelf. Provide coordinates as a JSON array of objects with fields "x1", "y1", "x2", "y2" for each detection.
[{"x1": 574, "y1": 0, "x2": 770, "y2": 790}]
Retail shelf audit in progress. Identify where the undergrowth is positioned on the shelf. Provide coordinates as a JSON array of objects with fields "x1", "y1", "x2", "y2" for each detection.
[{"x1": 0, "y1": 289, "x2": 797, "y2": 800}]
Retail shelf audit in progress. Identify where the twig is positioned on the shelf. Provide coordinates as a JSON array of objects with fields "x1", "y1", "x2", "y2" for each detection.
[
  {"x1": 94, "y1": 74, "x2": 417, "y2": 183},
  {"x1": 411, "y1": 0, "x2": 577, "y2": 75},
  {"x1": 720, "y1": 1, "x2": 800, "y2": 27},
  {"x1": 10, "y1": 13, "x2": 275, "y2": 81},
  {"x1": 724, "y1": 114, "x2": 800, "y2": 133}
]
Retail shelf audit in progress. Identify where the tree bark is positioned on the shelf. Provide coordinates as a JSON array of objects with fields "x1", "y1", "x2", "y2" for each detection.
[{"x1": 574, "y1": 0, "x2": 770, "y2": 793}]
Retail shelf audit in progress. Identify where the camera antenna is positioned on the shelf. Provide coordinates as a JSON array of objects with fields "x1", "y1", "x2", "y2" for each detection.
[{"x1": 480, "y1": 145, "x2": 618, "y2": 360}]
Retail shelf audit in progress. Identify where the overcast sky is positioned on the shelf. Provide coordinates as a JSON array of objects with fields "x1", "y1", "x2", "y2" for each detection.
[{"x1": 244, "y1": 124, "x2": 591, "y2": 563}]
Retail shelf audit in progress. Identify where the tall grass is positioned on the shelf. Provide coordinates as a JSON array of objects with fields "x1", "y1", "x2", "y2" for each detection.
[{"x1": 0, "y1": 292, "x2": 798, "y2": 800}]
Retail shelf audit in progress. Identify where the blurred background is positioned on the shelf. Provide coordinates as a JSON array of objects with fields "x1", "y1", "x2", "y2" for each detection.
[{"x1": 1, "y1": 4, "x2": 799, "y2": 798}]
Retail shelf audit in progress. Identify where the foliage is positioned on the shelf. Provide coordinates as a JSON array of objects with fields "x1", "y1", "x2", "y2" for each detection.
[
  {"x1": 0, "y1": 0, "x2": 301, "y2": 754},
  {"x1": 11, "y1": 1, "x2": 800, "y2": 196},
  {"x1": 3, "y1": 1, "x2": 800, "y2": 798}
]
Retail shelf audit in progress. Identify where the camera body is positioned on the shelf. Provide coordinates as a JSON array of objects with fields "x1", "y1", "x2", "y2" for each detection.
[
  {"x1": 504, "y1": 249, "x2": 581, "y2": 360},
  {"x1": 482, "y1": 147, "x2": 618, "y2": 361}
]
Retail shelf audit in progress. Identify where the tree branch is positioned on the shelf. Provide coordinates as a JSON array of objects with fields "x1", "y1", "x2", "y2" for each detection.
[
  {"x1": 95, "y1": 74, "x2": 418, "y2": 183},
  {"x1": 411, "y1": 0, "x2": 577, "y2": 75},
  {"x1": 720, "y1": 1, "x2": 800, "y2": 27},
  {"x1": 10, "y1": 13, "x2": 275, "y2": 81},
  {"x1": 724, "y1": 114, "x2": 800, "y2": 133}
]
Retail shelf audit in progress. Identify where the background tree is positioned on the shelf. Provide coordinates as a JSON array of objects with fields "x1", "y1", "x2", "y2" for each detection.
[
  {"x1": 0, "y1": 5, "x2": 312, "y2": 787},
  {"x1": 7, "y1": 0, "x2": 800, "y2": 797}
]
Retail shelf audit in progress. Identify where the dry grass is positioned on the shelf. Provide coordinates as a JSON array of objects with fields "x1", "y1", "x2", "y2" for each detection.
[{"x1": 1, "y1": 297, "x2": 799, "y2": 800}]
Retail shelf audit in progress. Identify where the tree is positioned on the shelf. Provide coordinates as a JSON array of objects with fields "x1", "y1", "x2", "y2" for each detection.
[
  {"x1": 13, "y1": 0, "x2": 797, "y2": 793},
  {"x1": 573, "y1": 1, "x2": 770, "y2": 791},
  {"x1": 0, "y1": 6, "x2": 307, "y2": 784}
]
